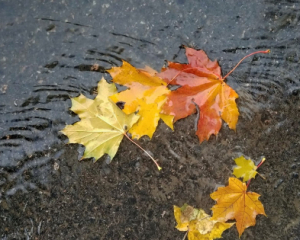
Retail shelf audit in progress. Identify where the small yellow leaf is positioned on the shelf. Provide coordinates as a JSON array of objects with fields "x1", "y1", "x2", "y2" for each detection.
[
  {"x1": 233, "y1": 156, "x2": 258, "y2": 182},
  {"x1": 61, "y1": 78, "x2": 139, "y2": 162}
]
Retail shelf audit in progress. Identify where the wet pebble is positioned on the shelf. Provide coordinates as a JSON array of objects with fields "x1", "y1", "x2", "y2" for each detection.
[
  {"x1": 290, "y1": 163, "x2": 297, "y2": 169},
  {"x1": 0, "y1": 84, "x2": 7, "y2": 94},
  {"x1": 274, "y1": 179, "x2": 284, "y2": 189},
  {"x1": 46, "y1": 24, "x2": 55, "y2": 32},
  {"x1": 101, "y1": 166, "x2": 111, "y2": 175},
  {"x1": 0, "y1": 199, "x2": 9, "y2": 210},
  {"x1": 0, "y1": 177, "x2": 6, "y2": 185},
  {"x1": 291, "y1": 172, "x2": 299, "y2": 179},
  {"x1": 53, "y1": 162, "x2": 59, "y2": 171}
]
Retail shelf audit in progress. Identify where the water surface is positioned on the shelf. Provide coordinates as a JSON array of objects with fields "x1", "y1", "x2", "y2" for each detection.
[{"x1": 0, "y1": 0, "x2": 300, "y2": 239}]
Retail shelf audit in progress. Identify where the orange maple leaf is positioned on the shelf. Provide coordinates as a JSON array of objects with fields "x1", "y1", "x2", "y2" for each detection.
[
  {"x1": 107, "y1": 61, "x2": 173, "y2": 140},
  {"x1": 158, "y1": 47, "x2": 269, "y2": 142},
  {"x1": 210, "y1": 177, "x2": 266, "y2": 237}
]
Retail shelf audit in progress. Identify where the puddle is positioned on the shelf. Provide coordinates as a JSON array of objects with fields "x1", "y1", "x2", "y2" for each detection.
[{"x1": 0, "y1": 0, "x2": 300, "y2": 239}]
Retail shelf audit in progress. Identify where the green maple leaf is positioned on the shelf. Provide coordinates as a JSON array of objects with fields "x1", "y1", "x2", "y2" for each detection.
[{"x1": 61, "y1": 78, "x2": 140, "y2": 162}]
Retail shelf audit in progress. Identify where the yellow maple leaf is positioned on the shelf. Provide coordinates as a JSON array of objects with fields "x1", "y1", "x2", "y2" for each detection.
[
  {"x1": 232, "y1": 156, "x2": 259, "y2": 182},
  {"x1": 210, "y1": 177, "x2": 266, "y2": 237},
  {"x1": 108, "y1": 61, "x2": 173, "y2": 139},
  {"x1": 174, "y1": 204, "x2": 234, "y2": 240},
  {"x1": 61, "y1": 78, "x2": 139, "y2": 161}
]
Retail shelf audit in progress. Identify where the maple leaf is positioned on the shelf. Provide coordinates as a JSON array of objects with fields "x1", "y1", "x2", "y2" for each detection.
[
  {"x1": 108, "y1": 61, "x2": 174, "y2": 140},
  {"x1": 158, "y1": 47, "x2": 269, "y2": 142},
  {"x1": 174, "y1": 204, "x2": 234, "y2": 240},
  {"x1": 233, "y1": 156, "x2": 264, "y2": 182},
  {"x1": 61, "y1": 78, "x2": 140, "y2": 162},
  {"x1": 210, "y1": 177, "x2": 266, "y2": 237}
]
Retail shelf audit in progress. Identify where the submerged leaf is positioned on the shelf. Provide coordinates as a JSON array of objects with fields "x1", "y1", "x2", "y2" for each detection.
[
  {"x1": 210, "y1": 177, "x2": 266, "y2": 237},
  {"x1": 61, "y1": 78, "x2": 139, "y2": 161},
  {"x1": 174, "y1": 204, "x2": 234, "y2": 240},
  {"x1": 108, "y1": 61, "x2": 173, "y2": 139}
]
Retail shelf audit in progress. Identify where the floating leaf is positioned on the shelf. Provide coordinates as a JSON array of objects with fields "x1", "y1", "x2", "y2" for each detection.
[
  {"x1": 210, "y1": 177, "x2": 266, "y2": 237},
  {"x1": 61, "y1": 78, "x2": 139, "y2": 162},
  {"x1": 158, "y1": 47, "x2": 239, "y2": 142},
  {"x1": 108, "y1": 61, "x2": 173, "y2": 139},
  {"x1": 158, "y1": 47, "x2": 269, "y2": 142}
]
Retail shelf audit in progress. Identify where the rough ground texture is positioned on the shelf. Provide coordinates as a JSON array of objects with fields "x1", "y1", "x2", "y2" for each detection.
[{"x1": 1, "y1": 0, "x2": 300, "y2": 239}]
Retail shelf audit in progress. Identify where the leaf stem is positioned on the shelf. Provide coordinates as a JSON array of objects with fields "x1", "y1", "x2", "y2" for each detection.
[
  {"x1": 256, "y1": 157, "x2": 266, "y2": 169},
  {"x1": 246, "y1": 157, "x2": 266, "y2": 188},
  {"x1": 246, "y1": 179, "x2": 252, "y2": 188},
  {"x1": 257, "y1": 172, "x2": 266, "y2": 180},
  {"x1": 221, "y1": 50, "x2": 270, "y2": 80},
  {"x1": 182, "y1": 231, "x2": 188, "y2": 240},
  {"x1": 123, "y1": 133, "x2": 162, "y2": 170}
]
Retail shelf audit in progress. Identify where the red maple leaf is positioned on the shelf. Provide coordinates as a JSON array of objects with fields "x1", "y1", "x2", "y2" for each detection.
[{"x1": 158, "y1": 47, "x2": 269, "y2": 142}]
